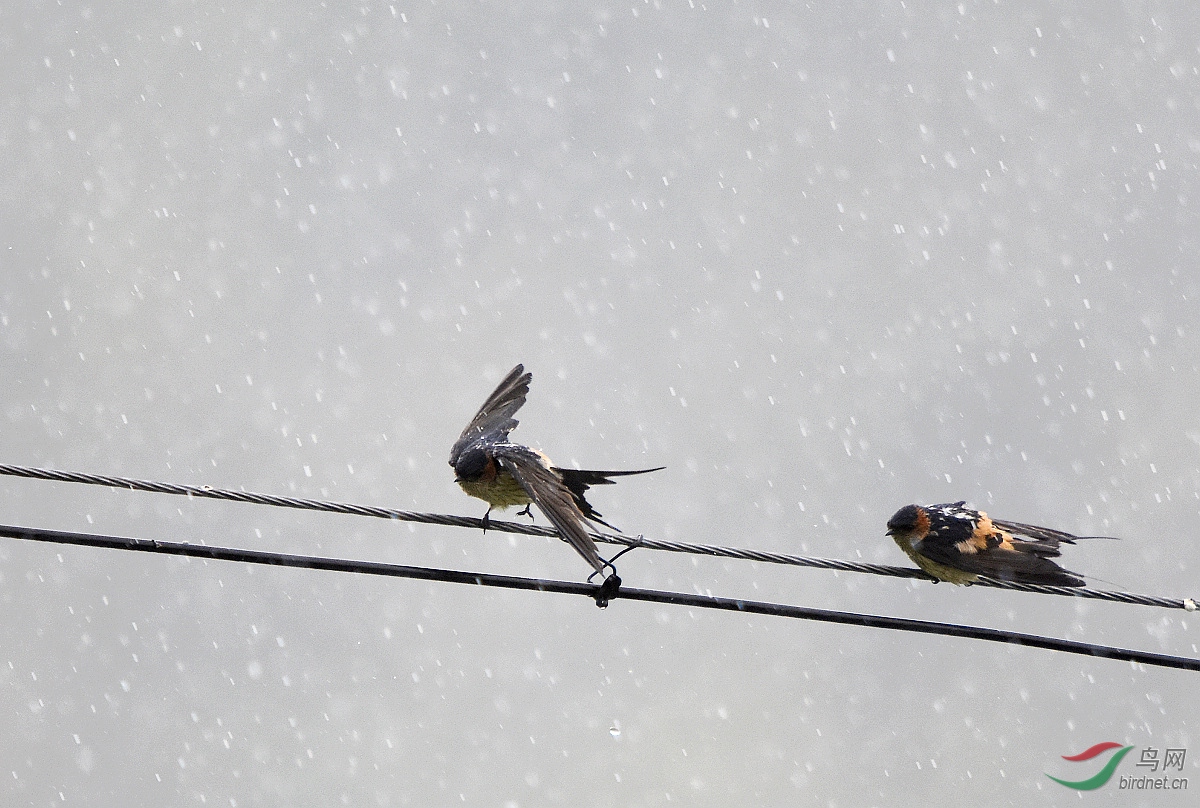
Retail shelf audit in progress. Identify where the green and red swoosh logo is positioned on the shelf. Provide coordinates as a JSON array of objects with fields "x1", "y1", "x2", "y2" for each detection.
[{"x1": 1046, "y1": 742, "x2": 1135, "y2": 790}]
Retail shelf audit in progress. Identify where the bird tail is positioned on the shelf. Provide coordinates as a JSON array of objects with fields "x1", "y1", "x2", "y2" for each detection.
[
  {"x1": 555, "y1": 467, "x2": 665, "y2": 487},
  {"x1": 554, "y1": 466, "x2": 664, "y2": 531},
  {"x1": 993, "y1": 569, "x2": 1088, "y2": 587}
]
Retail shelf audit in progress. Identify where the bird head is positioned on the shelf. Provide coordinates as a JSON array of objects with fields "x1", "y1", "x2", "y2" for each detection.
[
  {"x1": 886, "y1": 504, "x2": 923, "y2": 537},
  {"x1": 452, "y1": 448, "x2": 492, "y2": 483}
]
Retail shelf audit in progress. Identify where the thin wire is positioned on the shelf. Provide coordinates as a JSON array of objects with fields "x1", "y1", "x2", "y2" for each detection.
[
  {"x1": 2, "y1": 523, "x2": 1197, "y2": 672},
  {"x1": 0, "y1": 463, "x2": 1194, "y2": 611}
]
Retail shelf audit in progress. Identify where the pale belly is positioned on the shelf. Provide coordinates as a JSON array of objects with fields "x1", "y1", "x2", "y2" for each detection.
[
  {"x1": 893, "y1": 537, "x2": 979, "y2": 586},
  {"x1": 458, "y1": 473, "x2": 531, "y2": 509}
]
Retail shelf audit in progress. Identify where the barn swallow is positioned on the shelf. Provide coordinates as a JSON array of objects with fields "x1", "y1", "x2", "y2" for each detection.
[
  {"x1": 449, "y1": 364, "x2": 662, "y2": 603},
  {"x1": 885, "y1": 501, "x2": 1109, "y2": 587}
]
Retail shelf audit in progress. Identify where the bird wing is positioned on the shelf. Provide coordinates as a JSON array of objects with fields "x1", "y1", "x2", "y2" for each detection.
[
  {"x1": 916, "y1": 518, "x2": 1085, "y2": 586},
  {"x1": 492, "y1": 443, "x2": 607, "y2": 576},
  {"x1": 449, "y1": 364, "x2": 531, "y2": 466}
]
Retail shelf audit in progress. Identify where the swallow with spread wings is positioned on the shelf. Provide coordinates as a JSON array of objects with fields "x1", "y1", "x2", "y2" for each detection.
[{"x1": 449, "y1": 364, "x2": 662, "y2": 605}]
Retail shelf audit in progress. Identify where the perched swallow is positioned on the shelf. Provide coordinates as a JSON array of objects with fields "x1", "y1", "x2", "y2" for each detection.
[
  {"x1": 449, "y1": 364, "x2": 662, "y2": 596},
  {"x1": 885, "y1": 501, "x2": 1108, "y2": 587}
]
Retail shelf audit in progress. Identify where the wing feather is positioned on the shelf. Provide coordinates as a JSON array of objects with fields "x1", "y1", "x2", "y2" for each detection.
[
  {"x1": 449, "y1": 365, "x2": 530, "y2": 466},
  {"x1": 988, "y1": 517, "x2": 1117, "y2": 545},
  {"x1": 916, "y1": 531, "x2": 1085, "y2": 586},
  {"x1": 493, "y1": 444, "x2": 607, "y2": 576}
]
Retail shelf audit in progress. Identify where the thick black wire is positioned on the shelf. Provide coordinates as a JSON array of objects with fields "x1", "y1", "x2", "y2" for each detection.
[
  {"x1": 0, "y1": 463, "x2": 1194, "y2": 611},
  {"x1": 2, "y1": 523, "x2": 1196, "y2": 672}
]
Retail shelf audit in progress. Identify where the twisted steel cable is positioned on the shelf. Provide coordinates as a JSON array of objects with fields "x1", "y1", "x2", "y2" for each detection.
[{"x1": 0, "y1": 462, "x2": 1193, "y2": 611}]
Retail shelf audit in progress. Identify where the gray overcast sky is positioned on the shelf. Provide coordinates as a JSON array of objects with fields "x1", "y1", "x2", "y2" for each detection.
[{"x1": 2, "y1": 1, "x2": 1197, "y2": 805}]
